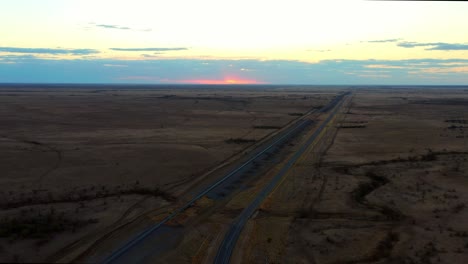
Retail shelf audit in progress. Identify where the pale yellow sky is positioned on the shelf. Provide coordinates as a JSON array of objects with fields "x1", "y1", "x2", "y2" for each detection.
[
  {"x1": 1, "y1": 0, "x2": 467, "y2": 61},
  {"x1": 1, "y1": 0, "x2": 467, "y2": 84}
]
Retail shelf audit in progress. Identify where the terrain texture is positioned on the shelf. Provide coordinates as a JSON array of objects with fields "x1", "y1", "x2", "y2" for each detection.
[
  {"x1": 0, "y1": 85, "x2": 335, "y2": 262},
  {"x1": 235, "y1": 88, "x2": 468, "y2": 264},
  {"x1": 1, "y1": 86, "x2": 467, "y2": 264}
]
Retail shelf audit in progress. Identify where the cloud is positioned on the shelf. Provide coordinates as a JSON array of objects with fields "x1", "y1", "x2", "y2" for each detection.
[
  {"x1": 367, "y1": 38, "x2": 401, "y2": 43},
  {"x1": 141, "y1": 54, "x2": 162, "y2": 58},
  {"x1": 0, "y1": 54, "x2": 37, "y2": 59},
  {"x1": 0, "y1": 47, "x2": 99, "y2": 55},
  {"x1": 110, "y1": 47, "x2": 188, "y2": 52},
  {"x1": 96, "y1": 24, "x2": 131, "y2": 30},
  {"x1": 398, "y1": 42, "x2": 438, "y2": 48},
  {"x1": 364, "y1": 64, "x2": 406, "y2": 69},
  {"x1": 426, "y1": 43, "x2": 468, "y2": 51},
  {"x1": 103, "y1": 64, "x2": 128, "y2": 67},
  {"x1": 397, "y1": 41, "x2": 468, "y2": 50},
  {"x1": 92, "y1": 23, "x2": 152, "y2": 32},
  {"x1": 363, "y1": 39, "x2": 468, "y2": 51},
  {"x1": 420, "y1": 66, "x2": 468, "y2": 74}
]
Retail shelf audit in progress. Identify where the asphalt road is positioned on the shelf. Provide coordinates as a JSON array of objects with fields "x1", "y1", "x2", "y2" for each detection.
[
  {"x1": 99, "y1": 98, "x2": 328, "y2": 264},
  {"x1": 214, "y1": 92, "x2": 349, "y2": 264}
]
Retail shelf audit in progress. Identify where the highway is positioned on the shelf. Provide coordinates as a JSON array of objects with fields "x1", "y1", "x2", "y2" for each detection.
[
  {"x1": 99, "y1": 94, "x2": 339, "y2": 264},
  {"x1": 214, "y1": 92, "x2": 349, "y2": 264}
]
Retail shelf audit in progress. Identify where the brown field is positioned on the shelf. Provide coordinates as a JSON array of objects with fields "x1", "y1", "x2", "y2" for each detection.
[
  {"x1": 236, "y1": 88, "x2": 468, "y2": 264},
  {"x1": 0, "y1": 85, "x2": 338, "y2": 263},
  {"x1": 2, "y1": 86, "x2": 467, "y2": 264}
]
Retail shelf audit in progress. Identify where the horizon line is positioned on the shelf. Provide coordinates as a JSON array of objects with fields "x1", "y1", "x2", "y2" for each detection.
[{"x1": 1, "y1": 83, "x2": 468, "y2": 87}]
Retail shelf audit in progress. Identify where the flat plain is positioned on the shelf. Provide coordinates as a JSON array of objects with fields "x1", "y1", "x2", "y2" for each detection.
[
  {"x1": 0, "y1": 85, "x2": 336, "y2": 263},
  {"x1": 1, "y1": 86, "x2": 467, "y2": 264},
  {"x1": 234, "y1": 87, "x2": 468, "y2": 264}
]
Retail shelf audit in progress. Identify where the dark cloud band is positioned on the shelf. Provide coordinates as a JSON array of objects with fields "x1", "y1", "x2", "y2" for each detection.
[
  {"x1": 398, "y1": 42, "x2": 468, "y2": 50},
  {"x1": 0, "y1": 47, "x2": 99, "y2": 55},
  {"x1": 96, "y1": 24, "x2": 131, "y2": 30},
  {"x1": 367, "y1": 38, "x2": 401, "y2": 43}
]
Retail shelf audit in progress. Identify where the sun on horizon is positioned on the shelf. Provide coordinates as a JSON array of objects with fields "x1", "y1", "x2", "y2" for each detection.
[{"x1": 177, "y1": 77, "x2": 264, "y2": 85}]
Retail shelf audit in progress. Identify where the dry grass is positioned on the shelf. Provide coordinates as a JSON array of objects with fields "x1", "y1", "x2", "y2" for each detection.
[
  {"x1": 239, "y1": 88, "x2": 468, "y2": 264},
  {"x1": 0, "y1": 85, "x2": 336, "y2": 262}
]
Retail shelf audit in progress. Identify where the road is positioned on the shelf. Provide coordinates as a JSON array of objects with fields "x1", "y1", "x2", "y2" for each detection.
[
  {"x1": 98, "y1": 94, "x2": 347, "y2": 264},
  {"x1": 214, "y1": 92, "x2": 349, "y2": 264}
]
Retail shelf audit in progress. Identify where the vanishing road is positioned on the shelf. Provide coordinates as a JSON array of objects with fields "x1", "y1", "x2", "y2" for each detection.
[
  {"x1": 214, "y1": 92, "x2": 349, "y2": 263},
  {"x1": 99, "y1": 91, "x2": 350, "y2": 264}
]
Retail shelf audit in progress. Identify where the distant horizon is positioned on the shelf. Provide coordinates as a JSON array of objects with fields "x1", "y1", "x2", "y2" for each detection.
[{"x1": 1, "y1": 83, "x2": 467, "y2": 88}]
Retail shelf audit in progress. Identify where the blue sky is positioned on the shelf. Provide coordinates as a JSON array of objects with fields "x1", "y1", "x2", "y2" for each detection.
[{"x1": 1, "y1": 0, "x2": 467, "y2": 84}]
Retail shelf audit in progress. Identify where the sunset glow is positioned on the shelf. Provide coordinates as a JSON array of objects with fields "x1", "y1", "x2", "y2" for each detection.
[
  {"x1": 178, "y1": 77, "x2": 264, "y2": 85},
  {"x1": 1, "y1": 1, "x2": 468, "y2": 84}
]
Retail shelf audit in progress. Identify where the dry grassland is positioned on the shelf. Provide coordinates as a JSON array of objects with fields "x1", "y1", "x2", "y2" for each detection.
[
  {"x1": 238, "y1": 88, "x2": 468, "y2": 264},
  {"x1": 0, "y1": 86, "x2": 336, "y2": 262}
]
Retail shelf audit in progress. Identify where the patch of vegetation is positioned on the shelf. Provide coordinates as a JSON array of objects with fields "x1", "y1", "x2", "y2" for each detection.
[
  {"x1": 374, "y1": 232, "x2": 399, "y2": 260},
  {"x1": 361, "y1": 149, "x2": 441, "y2": 166},
  {"x1": 445, "y1": 119, "x2": 467, "y2": 124},
  {"x1": 288, "y1": 112, "x2": 304, "y2": 116},
  {"x1": 0, "y1": 209, "x2": 97, "y2": 240},
  {"x1": 118, "y1": 187, "x2": 175, "y2": 202},
  {"x1": 448, "y1": 125, "x2": 468, "y2": 129},
  {"x1": 380, "y1": 205, "x2": 403, "y2": 221},
  {"x1": 253, "y1": 125, "x2": 282, "y2": 129},
  {"x1": 1, "y1": 185, "x2": 175, "y2": 210},
  {"x1": 339, "y1": 125, "x2": 367, "y2": 129},
  {"x1": 296, "y1": 208, "x2": 311, "y2": 219},
  {"x1": 420, "y1": 151, "x2": 437, "y2": 161},
  {"x1": 225, "y1": 138, "x2": 257, "y2": 144},
  {"x1": 346, "y1": 121, "x2": 368, "y2": 124},
  {"x1": 453, "y1": 203, "x2": 466, "y2": 214},
  {"x1": 353, "y1": 171, "x2": 389, "y2": 204}
]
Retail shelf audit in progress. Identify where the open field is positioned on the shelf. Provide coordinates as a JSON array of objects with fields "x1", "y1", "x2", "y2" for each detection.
[
  {"x1": 235, "y1": 87, "x2": 468, "y2": 264},
  {"x1": 0, "y1": 85, "x2": 339, "y2": 262},
  {"x1": 2, "y1": 86, "x2": 467, "y2": 264}
]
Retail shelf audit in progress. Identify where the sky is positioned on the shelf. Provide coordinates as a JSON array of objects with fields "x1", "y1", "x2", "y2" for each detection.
[{"x1": 1, "y1": 0, "x2": 467, "y2": 85}]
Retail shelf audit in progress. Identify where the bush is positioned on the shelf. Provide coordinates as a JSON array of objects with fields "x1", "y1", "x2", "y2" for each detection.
[
  {"x1": 225, "y1": 138, "x2": 257, "y2": 144},
  {"x1": 0, "y1": 210, "x2": 98, "y2": 239}
]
